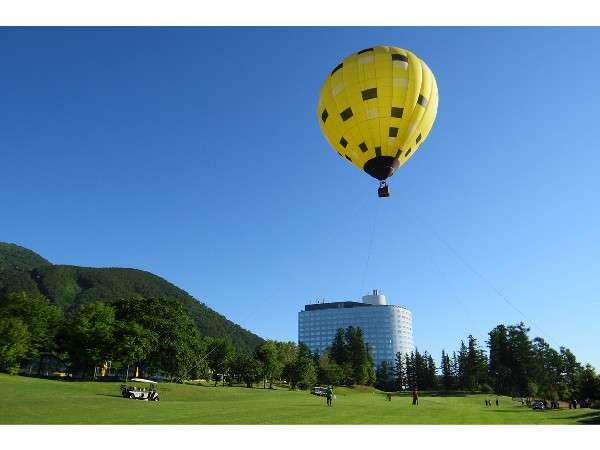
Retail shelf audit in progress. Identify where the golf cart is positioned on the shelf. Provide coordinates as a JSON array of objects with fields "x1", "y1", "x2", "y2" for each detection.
[
  {"x1": 120, "y1": 378, "x2": 159, "y2": 401},
  {"x1": 311, "y1": 386, "x2": 327, "y2": 397},
  {"x1": 531, "y1": 399, "x2": 546, "y2": 410}
]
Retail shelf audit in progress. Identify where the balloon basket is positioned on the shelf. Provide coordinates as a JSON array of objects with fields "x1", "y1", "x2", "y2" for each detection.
[{"x1": 378, "y1": 181, "x2": 390, "y2": 198}]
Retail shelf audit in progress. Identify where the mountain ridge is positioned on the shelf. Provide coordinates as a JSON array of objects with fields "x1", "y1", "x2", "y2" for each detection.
[{"x1": 0, "y1": 242, "x2": 263, "y2": 353}]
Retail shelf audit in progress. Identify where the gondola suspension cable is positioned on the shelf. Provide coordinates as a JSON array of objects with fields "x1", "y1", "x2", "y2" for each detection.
[
  {"x1": 242, "y1": 189, "x2": 370, "y2": 329},
  {"x1": 407, "y1": 208, "x2": 560, "y2": 348},
  {"x1": 399, "y1": 208, "x2": 492, "y2": 340},
  {"x1": 230, "y1": 190, "x2": 370, "y2": 350},
  {"x1": 359, "y1": 199, "x2": 381, "y2": 295}
]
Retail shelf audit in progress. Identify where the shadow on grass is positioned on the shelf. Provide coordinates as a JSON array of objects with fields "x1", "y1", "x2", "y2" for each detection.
[
  {"x1": 391, "y1": 391, "x2": 469, "y2": 398},
  {"x1": 189, "y1": 383, "x2": 276, "y2": 390},
  {"x1": 19, "y1": 374, "x2": 79, "y2": 382},
  {"x1": 545, "y1": 410, "x2": 600, "y2": 424},
  {"x1": 578, "y1": 412, "x2": 600, "y2": 424},
  {"x1": 20, "y1": 374, "x2": 130, "y2": 383},
  {"x1": 96, "y1": 394, "x2": 125, "y2": 398},
  {"x1": 481, "y1": 409, "x2": 531, "y2": 413}
]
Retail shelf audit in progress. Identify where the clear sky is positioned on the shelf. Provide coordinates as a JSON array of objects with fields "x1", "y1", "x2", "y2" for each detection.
[{"x1": 1, "y1": 27, "x2": 599, "y2": 368}]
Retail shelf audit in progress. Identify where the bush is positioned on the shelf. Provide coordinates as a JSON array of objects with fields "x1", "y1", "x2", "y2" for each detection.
[{"x1": 7, "y1": 365, "x2": 20, "y2": 375}]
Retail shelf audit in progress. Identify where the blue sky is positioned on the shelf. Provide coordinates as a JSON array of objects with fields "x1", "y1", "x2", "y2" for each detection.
[{"x1": 1, "y1": 27, "x2": 599, "y2": 368}]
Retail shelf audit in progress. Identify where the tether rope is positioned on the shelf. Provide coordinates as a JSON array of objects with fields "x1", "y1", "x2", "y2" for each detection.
[{"x1": 403, "y1": 203, "x2": 560, "y2": 349}]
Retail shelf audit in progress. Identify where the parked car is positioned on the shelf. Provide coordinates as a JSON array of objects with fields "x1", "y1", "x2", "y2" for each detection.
[{"x1": 120, "y1": 378, "x2": 159, "y2": 401}]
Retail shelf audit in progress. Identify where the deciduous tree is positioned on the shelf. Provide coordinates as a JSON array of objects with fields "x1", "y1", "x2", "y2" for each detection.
[
  {"x1": 0, "y1": 317, "x2": 30, "y2": 373},
  {"x1": 255, "y1": 340, "x2": 282, "y2": 389}
]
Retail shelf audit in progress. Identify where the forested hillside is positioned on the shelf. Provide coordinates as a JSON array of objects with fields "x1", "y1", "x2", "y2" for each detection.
[
  {"x1": 0, "y1": 243, "x2": 51, "y2": 297},
  {"x1": 0, "y1": 242, "x2": 262, "y2": 353}
]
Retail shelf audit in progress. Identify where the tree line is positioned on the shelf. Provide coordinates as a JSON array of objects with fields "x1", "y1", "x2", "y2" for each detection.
[
  {"x1": 205, "y1": 325, "x2": 377, "y2": 389},
  {"x1": 1, "y1": 291, "x2": 598, "y2": 401},
  {"x1": 0, "y1": 292, "x2": 208, "y2": 381},
  {"x1": 0, "y1": 291, "x2": 376, "y2": 390},
  {"x1": 373, "y1": 322, "x2": 599, "y2": 403}
]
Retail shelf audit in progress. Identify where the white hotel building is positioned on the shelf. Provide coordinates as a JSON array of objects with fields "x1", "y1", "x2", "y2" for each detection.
[{"x1": 298, "y1": 290, "x2": 414, "y2": 368}]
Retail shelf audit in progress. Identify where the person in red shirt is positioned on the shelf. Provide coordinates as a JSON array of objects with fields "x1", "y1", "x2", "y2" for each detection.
[{"x1": 412, "y1": 387, "x2": 419, "y2": 406}]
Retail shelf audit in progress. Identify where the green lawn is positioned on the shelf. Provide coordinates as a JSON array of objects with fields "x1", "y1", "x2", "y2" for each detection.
[{"x1": 0, "y1": 374, "x2": 598, "y2": 424}]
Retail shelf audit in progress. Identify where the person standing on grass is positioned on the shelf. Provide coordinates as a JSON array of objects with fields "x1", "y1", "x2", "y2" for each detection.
[
  {"x1": 326, "y1": 385, "x2": 334, "y2": 407},
  {"x1": 495, "y1": 398, "x2": 499, "y2": 407},
  {"x1": 412, "y1": 387, "x2": 419, "y2": 406}
]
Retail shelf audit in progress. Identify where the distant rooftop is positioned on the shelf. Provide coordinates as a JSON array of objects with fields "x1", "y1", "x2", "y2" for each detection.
[
  {"x1": 304, "y1": 301, "x2": 409, "y2": 312},
  {"x1": 304, "y1": 289, "x2": 410, "y2": 311},
  {"x1": 305, "y1": 301, "x2": 370, "y2": 311}
]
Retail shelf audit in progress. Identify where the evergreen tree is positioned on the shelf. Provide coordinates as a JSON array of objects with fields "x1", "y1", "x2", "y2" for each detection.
[
  {"x1": 560, "y1": 347, "x2": 581, "y2": 395},
  {"x1": 324, "y1": 326, "x2": 374, "y2": 386},
  {"x1": 393, "y1": 352, "x2": 405, "y2": 390},
  {"x1": 425, "y1": 353, "x2": 438, "y2": 390},
  {"x1": 346, "y1": 326, "x2": 370, "y2": 385},
  {"x1": 576, "y1": 364, "x2": 600, "y2": 401},
  {"x1": 531, "y1": 337, "x2": 563, "y2": 399},
  {"x1": 414, "y1": 349, "x2": 426, "y2": 388},
  {"x1": 487, "y1": 324, "x2": 511, "y2": 395},
  {"x1": 405, "y1": 352, "x2": 416, "y2": 388},
  {"x1": 366, "y1": 343, "x2": 376, "y2": 385},
  {"x1": 457, "y1": 341, "x2": 468, "y2": 389},
  {"x1": 451, "y1": 351, "x2": 460, "y2": 390},
  {"x1": 329, "y1": 328, "x2": 348, "y2": 366},
  {"x1": 507, "y1": 323, "x2": 535, "y2": 396},
  {"x1": 466, "y1": 335, "x2": 488, "y2": 390},
  {"x1": 375, "y1": 361, "x2": 394, "y2": 391},
  {"x1": 487, "y1": 323, "x2": 590, "y2": 399},
  {"x1": 292, "y1": 343, "x2": 317, "y2": 390},
  {"x1": 441, "y1": 350, "x2": 453, "y2": 390}
]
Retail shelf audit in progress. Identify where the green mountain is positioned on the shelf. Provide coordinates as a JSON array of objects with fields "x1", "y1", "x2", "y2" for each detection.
[
  {"x1": 0, "y1": 242, "x2": 263, "y2": 353},
  {"x1": 0, "y1": 242, "x2": 51, "y2": 297}
]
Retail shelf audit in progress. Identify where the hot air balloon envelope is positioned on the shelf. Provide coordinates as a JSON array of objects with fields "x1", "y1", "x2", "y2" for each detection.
[{"x1": 317, "y1": 45, "x2": 439, "y2": 194}]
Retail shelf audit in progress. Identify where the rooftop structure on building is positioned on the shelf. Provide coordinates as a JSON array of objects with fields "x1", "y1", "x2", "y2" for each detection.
[{"x1": 298, "y1": 290, "x2": 414, "y2": 369}]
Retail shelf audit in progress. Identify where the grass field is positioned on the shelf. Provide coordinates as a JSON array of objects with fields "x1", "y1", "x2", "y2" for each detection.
[{"x1": 1, "y1": 374, "x2": 598, "y2": 424}]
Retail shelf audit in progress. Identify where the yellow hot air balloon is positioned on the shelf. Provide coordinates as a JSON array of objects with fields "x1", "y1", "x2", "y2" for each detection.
[{"x1": 317, "y1": 45, "x2": 438, "y2": 197}]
